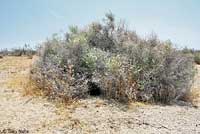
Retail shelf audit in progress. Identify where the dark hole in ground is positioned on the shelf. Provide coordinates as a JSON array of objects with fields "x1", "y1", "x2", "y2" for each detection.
[{"x1": 88, "y1": 81, "x2": 101, "y2": 96}]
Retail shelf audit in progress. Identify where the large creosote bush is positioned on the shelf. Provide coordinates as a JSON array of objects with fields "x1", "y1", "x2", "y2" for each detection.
[{"x1": 31, "y1": 13, "x2": 195, "y2": 103}]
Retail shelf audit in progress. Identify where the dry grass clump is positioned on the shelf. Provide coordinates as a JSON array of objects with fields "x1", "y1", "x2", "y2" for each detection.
[
  {"x1": 187, "y1": 88, "x2": 200, "y2": 105},
  {"x1": 31, "y1": 13, "x2": 196, "y2": 104},
  {"x1": 184, "y1": 65, "x2": 200, "y2": 105},
  {"x1": 23, "y1": 77, "x2": 45, "y2": 97}
]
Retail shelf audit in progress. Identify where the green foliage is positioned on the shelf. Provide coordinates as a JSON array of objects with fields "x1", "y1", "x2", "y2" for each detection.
[
  {"x1": 82, "y1": 48, "x2": 109, "y2": 73},
  {"x1": 106, "y1": 55, "x2": 122, "y2": 72}
]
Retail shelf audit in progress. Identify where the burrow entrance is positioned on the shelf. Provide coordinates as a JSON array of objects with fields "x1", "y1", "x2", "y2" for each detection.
[{"x1": 88, "y1": 81, "x2": 102, "y2": 96}]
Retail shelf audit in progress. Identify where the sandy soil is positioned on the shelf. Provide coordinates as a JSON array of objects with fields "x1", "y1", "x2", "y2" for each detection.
[{"x1": 0, "y1": 56, "x2": 200, "y2": 134}]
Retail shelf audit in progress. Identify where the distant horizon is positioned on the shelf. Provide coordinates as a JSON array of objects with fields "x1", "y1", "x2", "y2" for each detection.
[{"x1": 0, "y1": 0, "x2": 200, "y2": 50}]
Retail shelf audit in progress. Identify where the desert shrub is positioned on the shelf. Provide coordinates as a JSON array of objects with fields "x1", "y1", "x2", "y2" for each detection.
[
  {"x1": 31, "y1": 13, "x2": 195, "y2": 104},
  {"x1": 181, "y1": 47, "x2": 200, "y2": 65},
  {"x1": 194, "y1": 52, "x2": 200, "y2": 64}
]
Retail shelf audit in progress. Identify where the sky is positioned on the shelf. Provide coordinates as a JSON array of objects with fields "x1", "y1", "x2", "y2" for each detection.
[{"x1": 0, "y1": 0, "x2": 200, "y2": 49}]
